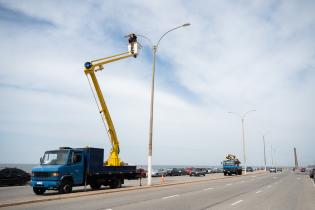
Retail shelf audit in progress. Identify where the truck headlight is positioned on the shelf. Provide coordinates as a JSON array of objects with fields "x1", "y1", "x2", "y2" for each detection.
[{"x1": 51, "y1": 172, "x2": 59, "y2": 177}]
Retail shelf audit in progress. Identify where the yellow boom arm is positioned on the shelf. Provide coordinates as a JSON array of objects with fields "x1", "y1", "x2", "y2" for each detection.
[{"x1": 84, "y1": 35, "x2": 140, "y2": 166}]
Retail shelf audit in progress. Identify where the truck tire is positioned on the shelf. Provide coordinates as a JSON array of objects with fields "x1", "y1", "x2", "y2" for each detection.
[
  {"x1": 58, "y1": 180, "x2": 73, "y2": 194},
  {"x1": 33, "y1": 187, "x2": 46, "y2": 195},
  {"x1": 90, "y1": 182, "x2": 101, "y2": 190},
  {"x1": 224, "y1": 172, "x2": 227, "y2": 176},
  {"x1": 109, "y1": 179, "x2": 122, "y2": 189}
]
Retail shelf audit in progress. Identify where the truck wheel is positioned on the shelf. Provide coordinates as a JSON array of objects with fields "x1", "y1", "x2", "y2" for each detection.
[
  {"x1": 33, "y1": 187, "x2": 46, "y2": 195},
  {"x1": 90, "y1": 182, "x2": 101, "y2": 190},
  {"x1": 110, "y1": 179, "x2": 122, "y2": 189},
  {"x1": 58, "y1": 180, "x2": 73, "y2": 194},
  {"x1": 224, "y1": 172, "x2": 227, "y2": 176}
]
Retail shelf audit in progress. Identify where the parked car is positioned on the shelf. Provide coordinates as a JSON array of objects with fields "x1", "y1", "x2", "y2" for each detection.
[
  {"x1": 207, "y1": 168, "x2": 214, "y2": 174},
  {"x1": 151, "y1": 169, "x2": 160, "y2": 177},
  {"x1": 166, "y1": 168, "x2": 181, "y2": 176},
  {"x1": 190, "y1": 168, "x2": 207, "y2": 177},
  {"x1": 157, "y1": 169, "x2": 167, "y2": 177},
  {"x1": 309, "y1": 168, "x2": 315, "y2": 179},
  {"x1": 246, "y1": 167, "x2": 254, "y2": 172},
  {"x1": 300, "y1": 168, "x2": 306, "y2": 172},
  {"x1": 277, "y1": 168, "x2": 283, "y2": 172},
  {"x1": 177, "y1": 168, "x2": 187, "y2": 176},
  {"x1": 0, "y1": 168, "x2": 31, "y2": 186},
  {"x1": 185, "y1": 167, "x2": 193, "y2": 175},
  {"x1": 217, "y1": 168, "x2": 223, "y2": 173},
  {"x1": 269, "y1": 168, "x2": 277, "y2": 173},
  {"x1": 151, "y1": 169, "x2": 167, "y2": 177},
  {"x1": 137, "y1": 168, "x2": 147, "y2": 178}
]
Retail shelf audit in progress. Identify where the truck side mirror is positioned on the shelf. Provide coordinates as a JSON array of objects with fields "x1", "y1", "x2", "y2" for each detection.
[{"x1": 40, "y1": 157, "x2": 43, "y2": 164}]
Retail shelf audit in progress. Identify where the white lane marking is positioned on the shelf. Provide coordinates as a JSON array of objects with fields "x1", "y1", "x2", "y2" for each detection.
[
  {"x1": 296, "y1": 177, "x2": 301, "y2": 180},
  {"x1": 231, "y1": 200, "x2": 243, "y2": 206},
  {"x1": 267, "y1": 185, "x2": 272, "y2": 188},
  {"x1": 256, "y1": 190, "x2": 262, "y2": 194},
  {"x1": 203, "y1": 187, "x2": 214, "y2": 191},
  {"x1": 162, "y1": 194, "x2": 179, "y2": 199},
  {"x1": 226, "y1": 183, "x2": 232, "y2": 186}
]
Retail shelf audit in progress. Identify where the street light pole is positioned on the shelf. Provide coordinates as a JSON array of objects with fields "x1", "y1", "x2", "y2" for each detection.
[
  {"x1": 271, "y1": 145, "x2": 274, "y2": 167},
  {"x1": 263, "y1": 135, "x2": 267, "y2": 171},
  {"x1": 138, "y1": 23, "x2": 190, "y2": 186},
  {"x1": 228, "y1": 110, "x2": 256, "y2": 175},
  {"x1": 147, "y1": 45, "x2": 156, "y2": 187},
  {"x1": 241, "y1": 118, "x2": 246, "y2": 175},
  {"x1": 273, "y1": 148, "x2": 277, "y2": 172}
]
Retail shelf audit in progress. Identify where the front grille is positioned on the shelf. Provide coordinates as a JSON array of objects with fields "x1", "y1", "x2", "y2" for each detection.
[{"x1": 33, "y1": 172, "x2": 50, "y2": 178}]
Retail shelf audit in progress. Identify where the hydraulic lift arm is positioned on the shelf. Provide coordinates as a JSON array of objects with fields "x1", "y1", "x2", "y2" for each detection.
[{"x1": 84, "y1": 34, "x2": 140, "y2": 166}]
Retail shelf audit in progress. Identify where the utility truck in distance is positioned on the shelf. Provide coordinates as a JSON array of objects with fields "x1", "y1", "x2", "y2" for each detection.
[{"x1": 222, "y1": 154, "x2": 242, "y2": 176}]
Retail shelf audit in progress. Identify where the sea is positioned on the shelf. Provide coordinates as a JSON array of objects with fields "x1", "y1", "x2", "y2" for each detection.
[{"x1": 0, "y1": 164, "x2": 221, "y2": 173}]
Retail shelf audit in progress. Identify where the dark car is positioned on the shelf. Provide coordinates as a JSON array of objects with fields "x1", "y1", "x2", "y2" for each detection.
[
  {"x1": 277, "y1": 168, "x2": 283, "y2": 172},
  {"x1": 301, "y1": 168, "x2": 306, "y2": 172},
  {"x1": 0, "y1": 168, "x2": 31, "y2": 186},
  {"x1": 246, "y1": 167, "x2": 254, "y2": 172},
  {"x1": 190, "y1": 168, "x2": 207, "y2": 176},
  {"x1": 166, "y1": 168, "x2": 181, "y2": 176},
  {"x1": 309, "y1": 168, "x2": 315, "y2": 179},
  {"x1": 176, "y1": 168, "x2": 187, "y2": 176}
]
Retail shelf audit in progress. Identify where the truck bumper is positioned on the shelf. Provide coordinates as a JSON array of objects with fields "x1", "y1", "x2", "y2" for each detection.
[{"x1": 31, "y1": 180, "x2": 60, "y2": 190}]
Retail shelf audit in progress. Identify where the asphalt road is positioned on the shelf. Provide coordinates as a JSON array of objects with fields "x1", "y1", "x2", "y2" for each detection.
[
  {"x1": 0, "y1": 173, "x2": 226, "y2": 204},
  {"x1": 1, "y1": 171, "x2": 314, "y2": 210}
]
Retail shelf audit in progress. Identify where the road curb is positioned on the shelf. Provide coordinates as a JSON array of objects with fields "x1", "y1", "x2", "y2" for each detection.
[{"x1": 0, "y1": 171, "x2": 266, "y2": 208}]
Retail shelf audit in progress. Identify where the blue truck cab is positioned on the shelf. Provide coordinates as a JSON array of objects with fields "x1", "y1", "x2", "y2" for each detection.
[
  {"x1": 31, "y1": 147, "x2": 139, "y2": 195},
  {"x1": 222, "y1": 159, "x2": 242, "y2": 176}
]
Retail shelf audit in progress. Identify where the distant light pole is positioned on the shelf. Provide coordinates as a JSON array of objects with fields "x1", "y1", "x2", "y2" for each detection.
[
  {"x1": 228, "y1": 110, "x2": 256, "y2": 175},
  {"x1": 273, "y1": 147, "x2": 278, "y2": 172},
  {"x1": 137, "y1": 23, "x2": 191, "y2": 186},
  {"x1": 263, "y1": 135, "x2": 267, "y2": 171},
  {"x1": 271, "y1": 145, "x2": 274, "y2": 167}
]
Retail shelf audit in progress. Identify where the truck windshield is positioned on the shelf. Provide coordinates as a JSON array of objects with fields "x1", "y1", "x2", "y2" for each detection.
[
  {"x1": 42, "y1": 150, "x2": 69, "y2": 165},
  {"x1": 223, "y1": 160, "x2": 235, "y2": 166}
]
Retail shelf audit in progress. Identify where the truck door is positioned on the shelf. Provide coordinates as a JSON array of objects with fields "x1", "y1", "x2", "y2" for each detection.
[{"x1": 70, "y1": 151, "x2": 84, "y2": 185}]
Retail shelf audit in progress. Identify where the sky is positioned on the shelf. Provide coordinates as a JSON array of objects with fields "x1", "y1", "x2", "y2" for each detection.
[{"x1": 0, "y1": 0, "x2": 314, "y2": 167}]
